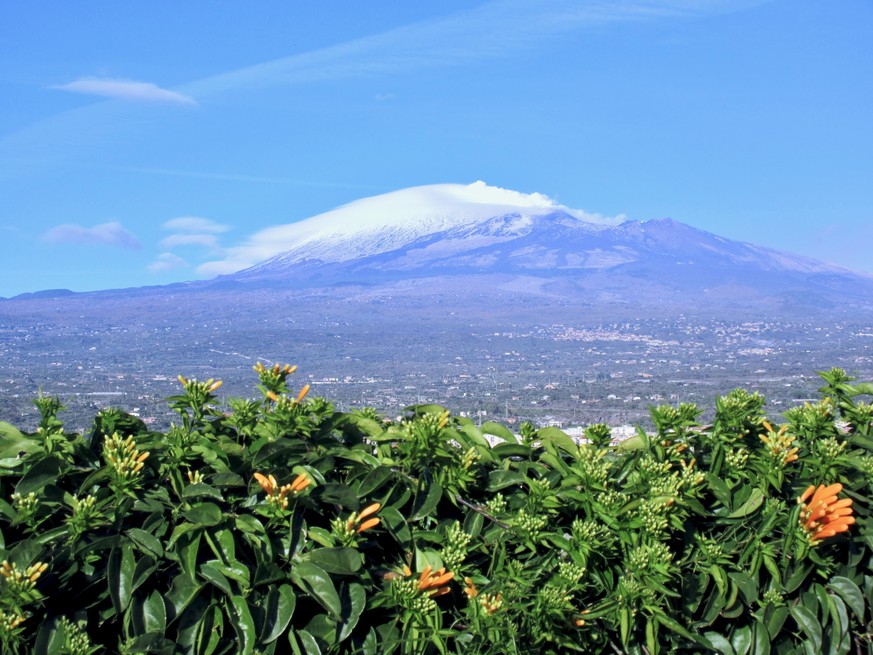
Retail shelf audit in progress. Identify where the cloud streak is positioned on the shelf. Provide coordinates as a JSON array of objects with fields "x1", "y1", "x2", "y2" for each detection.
[
  {"x1": 53, "y1": 77, "x2": 197, "y2": 106},
  {"x1": 148, "y1": 252, "x2": 189, "y2": 273},
  {"x1": 42, "y1": 221, "x2": 141, "y2": 249},
  {"x1": 182, "y1": 0, "x2": 752, "y2": 99},
  {"x1": 163, "y1": 216, "x2": 229, "y2": 234}
]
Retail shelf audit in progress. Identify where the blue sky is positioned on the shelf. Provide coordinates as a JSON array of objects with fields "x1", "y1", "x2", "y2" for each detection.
[{"x1": 1, "y1": 1, "x2": 871, "y2": 297}]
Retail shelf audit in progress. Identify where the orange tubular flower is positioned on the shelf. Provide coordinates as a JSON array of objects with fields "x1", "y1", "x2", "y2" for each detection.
[
  {"x1": 418, "y1": 566, "x2": 454, "y2": 591},
  {"x1": 254, "y1": 472, "x2": 275, "y2": 495},
  {"x1": 358, "y1": 503, "x2": 381, "y2": 520},
  {"x1": 289, "y1": 473, "x2": 311, "y2": 494},
  {"x1": 296, "y1": 384, "x2": 311, "y2": 403},
  {"x1": 356, "y1": 517, "x2": 381, "y2": 534},
  {"x1": 799, "y1": 483, "x2": 855, "y2": 544},
  {"x1": 464, "y1": 577, "x2": 478, "y2": 598}
]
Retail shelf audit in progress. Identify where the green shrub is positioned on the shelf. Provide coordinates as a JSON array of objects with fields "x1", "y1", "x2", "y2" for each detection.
[{"x1": 0, "y1": 365, "x2": 872, "y2": 654}]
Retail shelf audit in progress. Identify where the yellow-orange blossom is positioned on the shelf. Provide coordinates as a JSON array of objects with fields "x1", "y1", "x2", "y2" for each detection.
[{"x1": 799, "y1": 482, "x2": 855, "y2": 543}]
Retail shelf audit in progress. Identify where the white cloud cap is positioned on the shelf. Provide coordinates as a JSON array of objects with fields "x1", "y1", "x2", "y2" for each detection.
[{"x1": 198, "y1": 181, "x2": 626, "y2": 276}]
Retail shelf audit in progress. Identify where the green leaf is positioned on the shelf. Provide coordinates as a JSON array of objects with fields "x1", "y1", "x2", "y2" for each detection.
[
  {"x1": 183, "y1": 502, "x2": 223, "y2": 526},
  {"x1": 409, "y1": 478, "x2": 442, "y2": 521},
  {"x1": 127, "y1": 528, "x2": 164, "y2": 559},
  {"x1": 182, "y1": 482, "x2": 224, "y2": 501},
  {"x1": 730, "y1": 624, "x2": 752, "y2": 655},
  {"x1": 294, "y1": 629, "x2": 323, "y2": 655},
  {"x1": 536, "y1": 426, "x2": 579, "y2": 457},
  {"x1": 486, "y1": 470, "x2": 525, "y2": 491},
  {"x1": 199, "y1": 561, "x2": 233, "y2": 596},
  {"x1": 261, "y1": 584, "x2": 296, "y2": 644},
  {"x1": 108, "y1": 545, "x2": 136, "y2": 613},
  {"x1": 729, "y1": 571, "x2": 758, "y2": 606},
  {"x1": 480, "y1": 421, "x2": 517, "y2": 443},
  {"x1": 315, "y1": 483, "x2": 358, "y2": 509},
  {"x1": 124, "y1": 633, "x2": 176, "y2": 653},
  {"x1": 728, "y1": 488, "x2": 765, "y2": 518},
  {"x1": 356, "y1": 466, "x2": 394, "y2": 497},
  {"x1": 292, "y1": 562, "x2": 342, "y2": 620},
  {"x1": 752, "y1": 623, "x2": 771, "y2": 655},
  {"x1": 15, "y1": 456, "x2": 64, "y2": 496},
  {"x1": 338, "y1": 582, "x2": 366, "y2": 642},
  {"x1": 229, "y1": 595, "x2": 257, "y2": 655},
  {"x1": 491, "y1": 443, "x2": 532, "y2": 459},
  {"x1": 828, "y1": 576, "x2": 865, "y2": 619},
  {"x1": 765, "y1": 605, "x2": 789, "y2": 640},
  {"x1": 165, "y1": 573, "x2": 203, "y2": 621},
  {"x1": 790, "y1": 605, "x2": 822, "y2": 652},
  {"x1": 703, "y1": 631, "x2": 736, "y2": 655},
  {"x1": 143, "y1": 590, "x2": 167, "y2": 634},
  {"x1": 303, "y1": 547, "x2": 363, "y2": 575}
]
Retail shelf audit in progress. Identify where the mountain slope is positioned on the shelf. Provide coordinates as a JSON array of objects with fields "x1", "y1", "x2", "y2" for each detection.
[{"x1": 211, "y1": 182, "x2": 872, "y2": 313}]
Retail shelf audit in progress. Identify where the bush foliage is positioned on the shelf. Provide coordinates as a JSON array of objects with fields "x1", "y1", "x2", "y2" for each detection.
[{"x1": 1, "y1": 365, "x2": 873, "y2": 654}]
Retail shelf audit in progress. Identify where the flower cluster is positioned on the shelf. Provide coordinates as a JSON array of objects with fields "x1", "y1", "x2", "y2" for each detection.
[
  {"x1": 1, "y1": 561, "x2": 47, "y2": 602},
  {"x1": 760, "y1": 421, "x2": 799, "y2": 466},
  {"x1": 103, "y1": 432, "x2": 149, "y2": 489},
  {"x1": 441, "y1": 521, "x2": 472, "y2": 572},
  {"x1": 798, "y1": 483, "x2": 855, "y2": 545},
  {"x1": 387, "y1": 564, "x2": 454, "y2": 615},
  {"x1": 254, "y1": 472, "x2": 311, "y2": 510},
  {"x1": 478, "y1": 592, "x2": 503, "y2": 615},
  {"x1": 67, "y1": 494, "x2": 102, "y2": 539},
  {"x1": 254, "y1": 361, "x2": 298, "y2": 395},
  {"x1": 417, "y1": 565, "x2": 454, "y2": 598},
  {"x1": 177, "y1": 375, "x2": 223, "y2": 394},
  {"x1": 265, "y1": 384, "x2": 311, "y2": 406},
  {"x1": 331, "y1": 503, "x2": 381, "y2": 546}
]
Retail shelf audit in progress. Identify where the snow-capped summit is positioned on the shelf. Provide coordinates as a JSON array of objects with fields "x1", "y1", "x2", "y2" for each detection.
[
  {"x1": 194, "y1": 180, "x2": 873, "y2": 314},
  {"x1": 201, "y1": 182, "x2": 621, "y2": 276}
]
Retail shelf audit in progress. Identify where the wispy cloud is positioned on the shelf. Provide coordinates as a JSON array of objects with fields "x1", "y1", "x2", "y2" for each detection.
[
  {"x1": 52, "y1": 77, "x2": 197, "y2": 106},
  {"x1": 42, "y1": 221, "x2": 141, "y2": 249},
  {"x1": 182, "y1": 0, "x2": 752, "y2": 99},
  {"x1": 163, "y1": 216, "x2": 229, "y2": 234},
  {"x1": 148, "y1": 252, "x2": 189, "y2": 273},
  {"x1": 159, "y1": 216, "x2": 228, "y2": 257},
  {"x1": 160, "y1": 233, "x2": 221, "y2": 249}
]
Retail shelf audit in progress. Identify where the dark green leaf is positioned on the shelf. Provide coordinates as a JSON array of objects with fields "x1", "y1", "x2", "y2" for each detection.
[
  {"x1": 356, "y1": 466, "x2": 394, "y2": 497},
  {"x1": 486, "y1": 470, "x2": 525, "y2": 491},
  {"x1": 261, "y1": 584, "x2": 296, "y2": 644},
  {"x1": 338, "y1": 582, "x2": 366, "y2": 641},
  {"x1": 229, "y1": 595, "x2": 257, "y2": 655},
  {"x1": 183, "y1": 502, "x2": 223, "y2": 526},
  {"x1": 790, "y1": 605, "x2": 822, "y2": 652},
  {"x1": 199, "y1": 561, "x2": 233, "y2": 596},
  {"x1": 182, "y1": 483, "x2": 224, "y2": 501},
  {"x1": 409, "y1": 478, "x2": 442, "y2": 521},
  {"x1": 292, "y1": 562, "x2": 342, "y2": 619},
  {"x1": 127, "y1": 528, "x2": 164, "y2": 559},
  {"x1": 728, "y1": 488, "x2": 764, "y2": 518},
  {"x1": 15, "y1": 457, "x2": 64, "y2": 496},
  {"x1": 303, "y1": 548, "x2": 363, "y2": 575},
  {"x1": 165, "y1": 573, "x2": 204, "y2": 621},
  {"x1": 828, "y1": 576, "x2": 865, "y2": 619},
  {"x1": 108, "y1": 545, "x2": 136, "y2": 613},
  {"x1": 143, "y1": 590, "x2": 167, "y2": 634}
]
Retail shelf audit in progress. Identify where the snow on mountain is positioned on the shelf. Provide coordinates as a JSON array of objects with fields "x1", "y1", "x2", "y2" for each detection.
[
  {"x1": 201, "y1": 182, "x2": 622, "y2": 276},
  {"x1": 201, "y1": 181, "x2": 873, "y2": 314}
]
